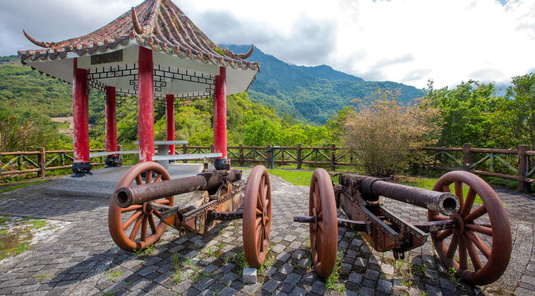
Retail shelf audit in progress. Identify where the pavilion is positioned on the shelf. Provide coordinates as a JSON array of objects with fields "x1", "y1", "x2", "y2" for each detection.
[{"x1": 18, "y1": 0, "x2": 259, "y2": 176}]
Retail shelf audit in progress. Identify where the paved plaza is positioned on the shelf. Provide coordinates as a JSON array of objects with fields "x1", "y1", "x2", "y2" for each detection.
[{"x1": 0, "y1": 165, "x2": 534, "y2": 295}]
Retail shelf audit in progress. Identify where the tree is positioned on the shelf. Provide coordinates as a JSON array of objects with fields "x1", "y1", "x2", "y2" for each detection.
[
  {"x1": 423, "y1": 80, "x2": 501, "y2": 147},
  {"x1": 501, "y1": 73, "x2": 535, "y2": 148},
  {"x1": 343, "y1": 89, "x2": 439, "y2": 176}
]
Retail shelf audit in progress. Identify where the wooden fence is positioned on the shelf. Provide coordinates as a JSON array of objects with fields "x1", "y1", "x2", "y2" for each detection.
[
  {"x1": 2, "y1": 143, "x2": 535, "y2": 193},
  {"x1": 423, "y1": 143, "x2": 534, "y2": 192},
  {"x1": 0, "y1": 148, "x2": 106, "y2": 177}
]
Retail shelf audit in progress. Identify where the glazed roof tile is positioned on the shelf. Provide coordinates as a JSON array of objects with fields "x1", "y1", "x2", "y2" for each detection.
[{"x1": 18, "y1": 0, "x2": 259, "y2": 72}]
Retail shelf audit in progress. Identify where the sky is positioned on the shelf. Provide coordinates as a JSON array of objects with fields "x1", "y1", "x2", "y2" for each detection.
[{"x1": 1, "y1": 0, "x2": 534, "y2": 89}]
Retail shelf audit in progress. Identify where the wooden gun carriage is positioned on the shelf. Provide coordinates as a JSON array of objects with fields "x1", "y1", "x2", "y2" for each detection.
[
  {"x1": 294, "y1": 169, "x2": 512, "y2": 285},
  {"x1": 108, "y1": 162, "x2": 272, "y2": 268}
]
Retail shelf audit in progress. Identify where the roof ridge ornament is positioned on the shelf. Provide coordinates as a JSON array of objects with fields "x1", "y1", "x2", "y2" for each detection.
[
  {"x1": 23, "y1": 30, "x2": 50, "y2": 48},
  {"x1": 237, "y1": 45, "x2": 255, "y2": 60},
  {"x1": 131, "y1": 7, "x2": 144, "y2": 34}
]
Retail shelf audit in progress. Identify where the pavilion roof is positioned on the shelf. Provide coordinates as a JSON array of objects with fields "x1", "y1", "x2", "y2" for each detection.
[{"x1": 18, "y1": 0, "x2": 259, "y2": 98}]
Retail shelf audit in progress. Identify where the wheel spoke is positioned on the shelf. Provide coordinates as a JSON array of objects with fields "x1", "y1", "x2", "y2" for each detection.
[
  {"x1": 464, "y1": 206, "x2": 487, "y2": 222},
  {"x1": 442, "y1": 185, "x2": 451, "y2": 192},
  {"x1": 122, "y1": 211, "x2": 142, "y2": 230},
  {"x1": 154, "y1": 174, "x2": 162, "y2": 183},
  {"x1": 135, "y1": 175, "x2": 142, "y2": 185},
  {"x1": 316, "y1": 228, "x2": 323, "y2": 260},
  {"x1": 465, "y1": 223, "x2": 493, "y2": 236},
  {"x1": 256, "y1": 222, "x2": 264, "y2": 252},
  {"x1": 465, "y1": 230, "x2": 491, "y2": 259},
  {"x1": 454, "y1": 181, "x2": 463, "y2": 200},
  {"x1": 256, "y1": 208, "x2": 263, "y2": 216},
  {"x1": 464, "y1": 235, "x2": 483, "y2": 271},
  {"x1": 430, "y1": 213, "x2": 450, "y2": 221},
  {"x1": 120, "y1": 204, "x2": 143, "y2": 213},
  {"x1": 140, "y1": 215, "x2": 148, "y2": 241},
  {"x1": 149, "y1": 214, "x2": 157, "y2": 234},
  {"x1": 129, "y1": 216, "x2": 143, "y2": 240},
  {"x1": 145, "y1": 170, "x2": 152, "y2": 184},
  {"x1": 436, "y1": 229, "x2": 453, "y2": 241},
  {"x1": 446, "y1": 235, "x2": 459, "y2": 258},
  {"x1": 154, "y1": 199, "x2": 171, "y2": 205},
  {"x1": 317, "y1": 220, "x2": 324, "y2": 232},
  {"x1": 459, "y1": 237, "x2": 467, "y2": 270},
  {"x1": 263, "y1": 194, "x2": 270, "y2": 209},
  {"x1": 461, "y1": 187, "x2": 476, "y2": 217}
]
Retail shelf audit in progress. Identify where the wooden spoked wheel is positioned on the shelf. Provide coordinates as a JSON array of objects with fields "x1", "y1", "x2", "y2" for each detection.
[
  {"x1": 243, "y1": 165, "x2": 272, "y2": 268},
  {"x1": 429, "y1": 171, "x2": 512, "y2": 285},
  {"x1": 108, "y1": 162, "x2": 174, "y2": 252},
  {"x1": 309, "y1": 168, "x2": 338, "y2": 279}
]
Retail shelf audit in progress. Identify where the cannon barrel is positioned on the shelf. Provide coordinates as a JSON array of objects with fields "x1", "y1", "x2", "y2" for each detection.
[
  {"x1": 341, "y1": 174, "x2": 459, "y2": 216},
  {"x1": 113, "y1": 169, "x2": 242, "y2": 208}
]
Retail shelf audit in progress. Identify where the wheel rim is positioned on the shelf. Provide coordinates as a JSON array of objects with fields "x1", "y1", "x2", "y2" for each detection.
[
  {"x1": 309, "y1": 168, "x2": 338, "y2": 279},
  {"x1": 429, "y1": 171, "x2": 512, "y2": 285},
  {"x1": 108, "y1": 162, "x2": 173, "y2": 252},
  {"x1": 243, "y1": 165, "x2": 272, "y2": 268}
]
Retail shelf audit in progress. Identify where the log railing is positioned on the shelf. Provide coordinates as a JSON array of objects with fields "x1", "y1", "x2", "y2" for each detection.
[
  {"x1": 423, "y1": 144, "x2": 533, "y2": 192},
  {"x1": 2, "y1": 143, "x2": 534, "y2": 193},
  {"x1": 1, "y1": 148, "x2": 106, "y2": 177}
]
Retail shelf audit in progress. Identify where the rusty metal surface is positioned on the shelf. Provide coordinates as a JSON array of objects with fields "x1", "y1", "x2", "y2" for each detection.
[
  {"x1": 341, "y1": 174, "x2": 460, "y2": 215},
  {"x1": 429, "y1": 170, "x2": 512, "y2": 285},
  {"x1": 113, "y1": 169, "x2": 242, "y2": 208},
  {"x1": 108, "y1": 162, "x2": 173, "y2": 252},
  {"x1": 308, "y1": 168, "x2": 338, "y2": 279},
  {"x1": 243, "y1": 165, "x2": 272, "y2": 268},
  {"x1": 211, "y1": 211, "x2": 244, "y2": 220}
]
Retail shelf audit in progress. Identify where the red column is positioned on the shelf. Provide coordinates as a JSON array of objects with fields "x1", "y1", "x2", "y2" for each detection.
[
  {"x1": 138, "y1": 47, "x2": 154, "y2": 162},
  {"x1": 214, "y1": 67, "x2": 227, "y2": 170},
  {"x1": 72, "y1": 59, "x2": 92, "y2": 176},
  {"x1": 166, "y1": 94, "x2": 175, "y2": 155},
  {"x1": 105, "y1": 86, "x2": 120, "y2": 166}
]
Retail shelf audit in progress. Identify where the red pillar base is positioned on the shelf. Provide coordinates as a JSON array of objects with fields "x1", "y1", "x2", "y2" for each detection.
[
  {"x1": 71, "y1": 162, "x2": 93, "y2": 177},
  {"x1": 105, "y1": 156, "x2": 121, "y2": 167}
]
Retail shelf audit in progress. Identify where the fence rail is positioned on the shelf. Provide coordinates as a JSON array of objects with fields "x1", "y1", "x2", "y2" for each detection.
[
  {"x1": 1, "y1": 148, "x2": 106, "y2": 177},
  {"x1": 423, "y1": 143, "x2": 534, "y2": 192},
  {"x1": 2, "y1": 143, "x2": 535, "y2": 193}
]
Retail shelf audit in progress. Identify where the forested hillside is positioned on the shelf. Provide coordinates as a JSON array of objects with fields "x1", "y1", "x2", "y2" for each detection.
[{"x1": 226, "y1": 44, "x2": 424, "y2": 123}]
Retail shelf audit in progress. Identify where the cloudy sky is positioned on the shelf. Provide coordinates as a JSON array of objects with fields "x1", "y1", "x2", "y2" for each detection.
[{"x1": 1, "y1": 0, "x2": 534, "y2": 89}]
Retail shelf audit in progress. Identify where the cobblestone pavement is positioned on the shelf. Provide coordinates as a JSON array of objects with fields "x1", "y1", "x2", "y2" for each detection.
[{"x1": 0, "y1": 170, "x2": 534, "y2": 295}]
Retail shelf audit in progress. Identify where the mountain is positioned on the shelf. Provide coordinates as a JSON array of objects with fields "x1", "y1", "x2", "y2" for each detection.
[{"x1": 225, "y1": 44, "x2": 425, "y2": 124}]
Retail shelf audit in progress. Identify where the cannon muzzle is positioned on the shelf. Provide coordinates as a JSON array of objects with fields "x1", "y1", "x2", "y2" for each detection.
[
  {"x1": 341, "y1": 174, "x2": 459, "y2": 216},
  {"x1": 113, "y1": 169, "x2": 242, "y2": 208}
]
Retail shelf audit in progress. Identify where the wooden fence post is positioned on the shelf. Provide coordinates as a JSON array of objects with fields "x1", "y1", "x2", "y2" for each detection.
[
  {"x1": 462, "y1": 143, "x2": 472, "y2": 171},
  {"x1": 239, "y1": 144, "x2": 244, "y2": 166},
  {"x1": 266, "y1": 145, "x2": 272, "y2": 169},
  {"x1": 330, "y1": 144, "x2": 336, "y2": 171},
  {"x1": 517, "y1": 145, "x2": 530, "y2": 193},
  {"x1": 38, "y1": 147, "x2": 45, "y2": 178},
  {"x1": 297, "y1": 144, "x2": 302, "y2": 170},
  {"x1": 182, "y1": 144, "x2": 188, "y2": 163}
]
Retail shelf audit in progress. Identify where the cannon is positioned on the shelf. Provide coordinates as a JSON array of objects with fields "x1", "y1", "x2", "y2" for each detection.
[
  {"x1": 108, "y1": 162, "x2": 272, "y2": 268},
  {"x1": 294, "y1": 169, "x2": 512, "y2": 285}
]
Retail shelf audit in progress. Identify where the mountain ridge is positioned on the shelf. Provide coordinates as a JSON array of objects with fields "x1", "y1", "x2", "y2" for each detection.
[{"x1": 225, "y1": 44, "x2": 425, "y2": 123}]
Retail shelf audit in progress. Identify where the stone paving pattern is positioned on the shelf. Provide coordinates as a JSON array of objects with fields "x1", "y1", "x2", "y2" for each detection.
[{"x1": 1, "y1": 170, "x2": 535, "y2": 295}]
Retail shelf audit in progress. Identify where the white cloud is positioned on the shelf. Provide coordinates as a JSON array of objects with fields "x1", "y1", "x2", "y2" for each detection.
[{"x1": 1, "y1": 0, "x2": 534, "y2": 89}]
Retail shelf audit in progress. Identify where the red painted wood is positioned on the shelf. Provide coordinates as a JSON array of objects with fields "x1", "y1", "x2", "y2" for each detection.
[
  {"x1": 72, "y1": 59, "x2": 90, "y2": 163},
  {"x1": 166, "y1": 94, "x2": 176, "y2": 155},
  {"x1": 214, "y1": 67, "x2": 227, "y2": 159},
  {"x1": 105, "y1": 86, "x2": 118, "y2": 152},
  {"x1": 138, "y1": 47, "x2": 155, "y2": 162}
]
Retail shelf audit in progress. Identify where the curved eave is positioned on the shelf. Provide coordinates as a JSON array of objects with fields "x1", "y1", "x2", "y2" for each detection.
[{"x1": 19, "y1": 41, "x2": 259, "y2": 97}]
